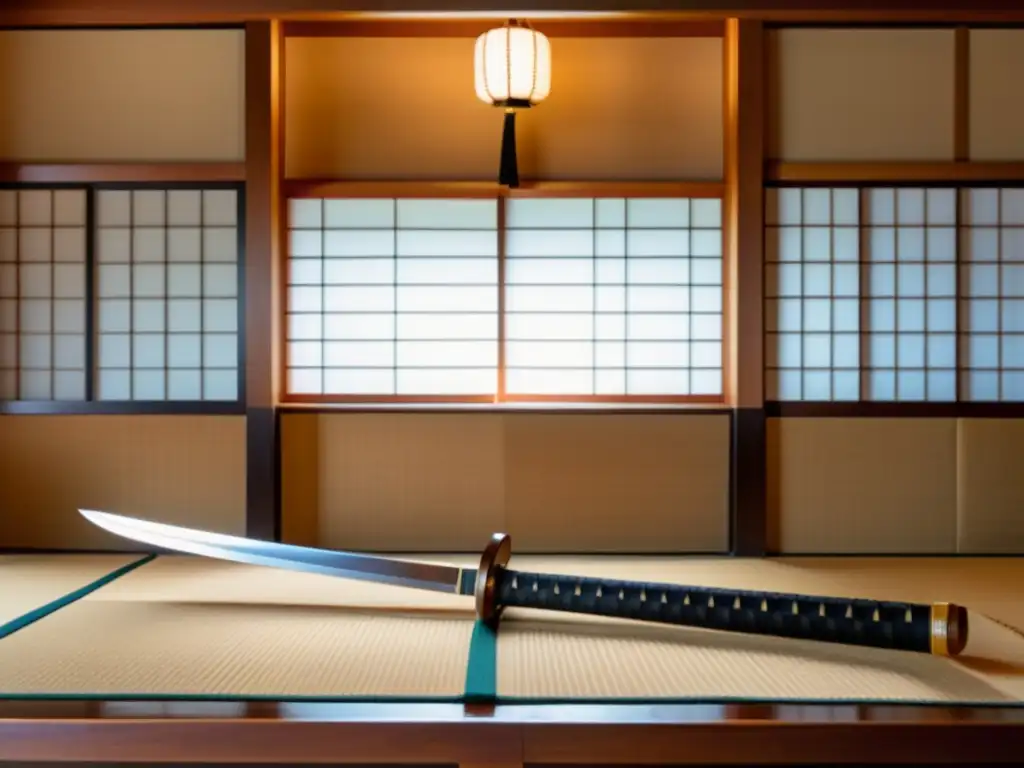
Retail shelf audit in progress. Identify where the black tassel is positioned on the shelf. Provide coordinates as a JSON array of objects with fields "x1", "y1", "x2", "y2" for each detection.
[{"x1": 498, "y1": 110, "x2": 519, "y2": 188}]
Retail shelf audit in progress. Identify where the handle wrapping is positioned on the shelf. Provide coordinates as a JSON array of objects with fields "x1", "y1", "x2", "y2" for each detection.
[{"x1": 494, "y1": 568, "x2": 965, "y2": 656}]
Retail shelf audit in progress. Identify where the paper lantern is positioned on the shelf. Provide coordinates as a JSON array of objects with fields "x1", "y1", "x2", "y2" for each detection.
[{"x1": 473, "y1": 20, "x2": 551, "y2": 187}]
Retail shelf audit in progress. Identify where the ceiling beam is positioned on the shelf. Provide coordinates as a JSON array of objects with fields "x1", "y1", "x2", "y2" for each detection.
[{"x1": 3, "y1": 0, "x2": 1024, "y2": 26}]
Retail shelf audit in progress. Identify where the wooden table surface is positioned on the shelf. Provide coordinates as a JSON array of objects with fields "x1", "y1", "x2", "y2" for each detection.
[{"x1": 1, "y1": 699, "x2": 1022, "y2": 764}]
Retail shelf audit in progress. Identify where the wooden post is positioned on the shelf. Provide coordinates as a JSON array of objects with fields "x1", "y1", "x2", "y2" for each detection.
[{"x1": 723, "y1": 18, "x2": 767, "y2": 556}]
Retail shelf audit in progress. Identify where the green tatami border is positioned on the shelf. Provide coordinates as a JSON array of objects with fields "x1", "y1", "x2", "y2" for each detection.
[
  {"x1": 464, "y1": 619, "x2": 499, "y2": 702},
  {"x1": 0, "y1": 553, "x2": 157, "y2": 641}
]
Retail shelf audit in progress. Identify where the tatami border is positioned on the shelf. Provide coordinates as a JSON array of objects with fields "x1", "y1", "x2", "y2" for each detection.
[
  {"x1": 464, "y1": 620, "x2": 499, "y2": 702},
  {"x1": 0, "y1": 554, "x2": 157, "y2": 641}
]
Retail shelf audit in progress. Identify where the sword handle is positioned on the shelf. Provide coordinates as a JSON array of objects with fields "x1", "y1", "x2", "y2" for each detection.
[{"x1": 487, "y1": 567, "x2": 967, "y2": 657}]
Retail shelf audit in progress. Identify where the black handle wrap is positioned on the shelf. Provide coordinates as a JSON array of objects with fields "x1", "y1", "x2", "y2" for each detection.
[{"x1": 495, "y1": 568, "x2": 934, "y2": 654}]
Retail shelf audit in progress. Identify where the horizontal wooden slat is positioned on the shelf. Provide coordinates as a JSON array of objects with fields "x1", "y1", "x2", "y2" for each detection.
[
  {"x1": 286, "y1": 395, "x2": 498, "y2": 405},
  {"x1": 282, "y1": 180, "x2": 726, "y2": 199},
  {"x1": 284, "y1": 396, "x2": 724, "y2": 406},
  {"x1": 766, "y1": 161, "x2": 1024, "y2": 183},
  {"x1": 282, "y1": 19, "x2": 725, "y2": 37},
  {"x1": 766, "y1": 402, "x2": 1024, "y2": 418},
  {"x1": 0, "y1": 163, "x2": 246, "y2": 184},
  {"x1": 284, "y1": 397, "x2": 724, "y2": 409},
  {"x1": 502, "y1": 394, "x2": 723, "y2": 404},
  {"x1": 277, "y1": 403, "x2": 733, "y2": 415},
  {"x1": 0, "y1": 401, "x2": 247, "y2": 416}
]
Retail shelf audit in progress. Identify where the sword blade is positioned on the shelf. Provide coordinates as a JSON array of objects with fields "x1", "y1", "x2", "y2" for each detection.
[{"x1": 79, "y1": 509, "x2": 474, "y2": 595}]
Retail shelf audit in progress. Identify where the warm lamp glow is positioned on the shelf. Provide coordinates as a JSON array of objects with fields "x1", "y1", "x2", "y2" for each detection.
[{"x1": 474, "y1": 20, "x2": 551, "y2": 108}]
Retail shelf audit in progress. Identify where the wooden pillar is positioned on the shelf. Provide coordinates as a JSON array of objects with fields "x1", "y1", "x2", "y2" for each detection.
[
  {"x1": 723, "y1": 18, "x2": 767, "y2": 556},
  {"x1": 243, "y1": 20, "x2": 284, "y2": 541}
]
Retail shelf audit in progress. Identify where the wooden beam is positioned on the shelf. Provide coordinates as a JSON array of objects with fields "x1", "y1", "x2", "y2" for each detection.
[
  {"x1": 0, "y1": 163, "x2": 245, "y2": 184},
  {"x1": 5, "y1": 1, "x2": 1024, "y2": 25},
  {"x1": 724, "y1": 17, "x2": 767, "y2": 558},
  {"x1": 277, "y1": 403, "x2": 734, "y2": 415},
  {"x1": 281, "y1": 19, "x2": 725, "y2": 37},
  {"x1": 284, "y1": 394, "x2": 724, "y2": 405},
  {"x1": 0, "y1": 401, "x2": 245, "y2": 416},
  {"x1": 244, "y1": 19, "x2": 284, "y2": 542},
  {"x1": 766, "y1": 402, "x2": 1024, "y2": 418},
  {"x1": 282, "y1": 180, "x2": 726, "y2": 199},
  {"x1": 724, "y1": 18, "x2": 765, "y2": 411},
  {"x1": 766, "y1": 161, "x2": 1024, "y2": 183}
]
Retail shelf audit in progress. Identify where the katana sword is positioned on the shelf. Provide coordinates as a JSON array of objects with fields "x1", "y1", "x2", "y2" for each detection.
[{"x1": 79, "y1": 508, "x2": 968, "y2": 657}]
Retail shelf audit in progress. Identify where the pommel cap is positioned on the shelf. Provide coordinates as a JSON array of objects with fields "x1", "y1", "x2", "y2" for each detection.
[{"x1": 930, "y1": 602, "x2": 968, "y2": 656}]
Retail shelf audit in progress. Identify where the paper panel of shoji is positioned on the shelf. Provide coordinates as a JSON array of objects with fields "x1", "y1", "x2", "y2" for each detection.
[
  {"x1": 94, "y1": 188, "x2": 240, "y2": 402},
  {"x1": 960, "y1": 188, "x2": 1024, "y2": 401},
  {"x1": 503, "y1": 197, "x2": 724, "y2": 397},
  {"x1": 764, "y1": 187, "x2": 861, "y2": 401},
  {"x1": 0, "y1": 188, "x2": 88, "y2": 401},
  {"x1": 766, "y1": 187, "x2": 959, "y2": 402},
  {"x1": 862, "y1": 188, "x2": 958, "y2": 402},
  {"x1": 285, "y1": 198, "x2": 500, "y2": 397}
]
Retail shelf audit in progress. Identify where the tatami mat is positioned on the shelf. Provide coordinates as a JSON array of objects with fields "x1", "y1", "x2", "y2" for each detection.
[
  {"x1": 0, "y1": 554, "x2": 147, "y2": 632},
  {"x1": 494, "y1": 556, "x2": 1024, "y2": 704},
  {"x1": 1, "y1": 554, "x2": 1023, "y2": 704},
  {"x1": 0, "y1": 554, "x2": 482, "y2": 700}
]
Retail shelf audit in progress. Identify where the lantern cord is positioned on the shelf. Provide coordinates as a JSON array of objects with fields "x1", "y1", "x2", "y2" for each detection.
[{"x1": 499, "y1": 109, "x2": 519, "y2": 188}]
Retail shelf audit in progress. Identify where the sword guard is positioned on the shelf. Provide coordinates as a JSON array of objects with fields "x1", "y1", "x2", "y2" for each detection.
[{"x1": 475, "y1": 532, "x2": 512, "y2": 625}]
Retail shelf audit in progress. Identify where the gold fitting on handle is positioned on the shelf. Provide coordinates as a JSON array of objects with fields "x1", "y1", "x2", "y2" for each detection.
[{"x1": 930, "y1": 602, "x2": 969, "y2": 657}]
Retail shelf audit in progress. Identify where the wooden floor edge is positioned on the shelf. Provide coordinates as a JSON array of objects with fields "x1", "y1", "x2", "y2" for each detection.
[{"x1": 1, "y1": 712, "x2": 1023, "y2": 764}]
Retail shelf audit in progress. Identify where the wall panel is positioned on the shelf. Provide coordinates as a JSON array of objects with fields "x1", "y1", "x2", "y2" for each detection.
[
  {"x1": 280, "y1": 412, "x2": 320, "y2": 547},
  {"x1": 766, "y1": 29, "x2": 955, "y2": 162},
  {"x1": 503, "y1": 413, "x2": 729, "y2": 553},
  {"x1": 285, "y1": 36, "x2": 723, "y2": 181},
  {"x1": 314, "y1": 412, "x2": 506, "y2": 552},
  {"x1": 281, "y1": 411, "x2": 730, "y2": 553},
  {"x1": 957, "y1": 418, "x2": 1024, "y2": 553},
  {"x1": 767, "y1": 418, "x2": 959, "y2": 553},
  {"x1": 0, "y1": 29, "x2": 245, "y2": 162},
  {"x1": 969, "y1": 30, "x2": 1024, "y2": 161},
  {"x1": 0, "y1": 415, "x2": 246, "y2": 549}
]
